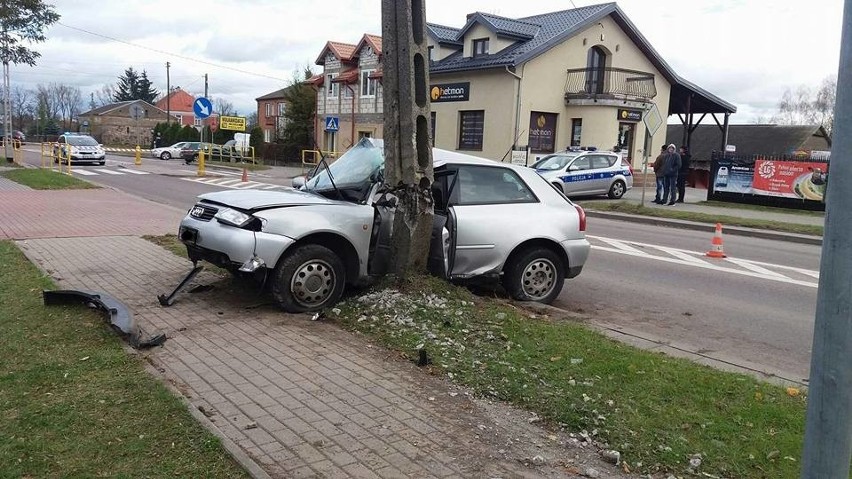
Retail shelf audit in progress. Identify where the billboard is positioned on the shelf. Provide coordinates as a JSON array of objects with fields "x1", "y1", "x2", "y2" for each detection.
[{"x1": 753, "y1": 160, "x2": 827, "y2": 201}]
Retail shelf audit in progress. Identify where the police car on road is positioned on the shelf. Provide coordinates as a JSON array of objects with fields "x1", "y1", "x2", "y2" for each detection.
[{"x1": 533, "y1": 148, "x2": 633, "y2": 199}]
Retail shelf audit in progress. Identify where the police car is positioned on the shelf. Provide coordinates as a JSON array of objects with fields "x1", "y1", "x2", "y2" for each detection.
[{"x1": 533, "y1": 148, "x2": 633, "y2": 199}]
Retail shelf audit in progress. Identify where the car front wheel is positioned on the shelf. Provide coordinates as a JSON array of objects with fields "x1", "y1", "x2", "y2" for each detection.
[
  {"x1": 271, "y1": 244, "x2": 346, "y2": 313},
  {"x1": 608, "y1": 180, "x2": 626, "y2": 199},
  {"x1": 503, "y1": 248, "x2": 565, "y2": 304},
  {"x1": 160, "y1": 152, "x2": 171, "y2": 160}
]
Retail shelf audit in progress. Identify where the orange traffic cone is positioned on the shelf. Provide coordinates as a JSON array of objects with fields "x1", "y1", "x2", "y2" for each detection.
[
  {"x1": 706, "y1": 223, "x2": 727, "y2": 258},
  {"x1": 241, "y1": 167, "x2": 248, "y2": 182}
]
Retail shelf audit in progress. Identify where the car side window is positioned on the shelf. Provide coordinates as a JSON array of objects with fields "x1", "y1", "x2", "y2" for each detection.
[
  {"x1": 452, "y1": 165, "x2": 536, "y2": 205},
  {"x1": 591, "y1": 155, "x2": 614, "y2": 169},
  {"x1": 569, "y1": 156, "x2": 591, "y2": 171}
]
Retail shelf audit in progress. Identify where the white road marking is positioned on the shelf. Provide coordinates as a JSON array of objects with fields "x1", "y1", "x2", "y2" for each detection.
[
  {"x1": 120, "y1": 169, "x2": 150, "y2": 175},
  {"x1": 587, "y1": 234, "x2": 819, "y2": 289},
  {"x1": 72, "y1": 170, "x2": 98, "y2": 176},
  {"x1": 179, "y1": 176, "x2": 289, "y2": 192},
  {"x1": 94, "y1": 169, "x2": 124, "y2": 175}
]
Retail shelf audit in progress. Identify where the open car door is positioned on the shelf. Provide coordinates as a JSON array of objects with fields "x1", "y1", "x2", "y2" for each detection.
[{"x1": 428, "y1": 168, "x2": 457, "y2": 278}]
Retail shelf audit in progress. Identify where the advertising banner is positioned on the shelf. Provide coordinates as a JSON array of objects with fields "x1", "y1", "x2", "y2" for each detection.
[
  {"x1": 430, "y1": 82, "x2": 470, "y2": 102},
  {"x1": 528, "y1": 112, "x2": 557, "y2": 153},
  {"x1": 713, "y1": 159, "x2": 754, "y2": 194},
  {"x1": 752, "y1": 160, "x2": 827, "y2": 201}
]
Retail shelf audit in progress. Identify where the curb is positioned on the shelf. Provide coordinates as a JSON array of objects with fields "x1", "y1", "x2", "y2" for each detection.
[
  {"x1": 585, "y1": 209, "x2": 823, "y2": 246},
  {"x1": 142, "y1": 361, "x2": 273, "y2": 479}
]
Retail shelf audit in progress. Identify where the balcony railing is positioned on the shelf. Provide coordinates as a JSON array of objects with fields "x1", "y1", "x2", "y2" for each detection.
[{"x1": 564, "y1": 67, "x2": 657, "y2": 102}]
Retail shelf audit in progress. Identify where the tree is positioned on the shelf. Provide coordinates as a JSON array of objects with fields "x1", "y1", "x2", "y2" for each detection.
[
  {"x1": 773, "y1": 75, "x2": 837, "y2": 137},
  {"x1": 94, "y1": 84, "x2": 115, "y2": 107},
  {"x1": 0, "y1": 0, "x2": 60, "y2": 66},
  {"x1": 214, "y1": 98, "x2": 235, "y2": 117},
  {"x1": 280, "y1": 67, "x2": 317, "y2": 156},
  {"x1": 112, "y1": 67, "x2": 159, "y2": 103}
]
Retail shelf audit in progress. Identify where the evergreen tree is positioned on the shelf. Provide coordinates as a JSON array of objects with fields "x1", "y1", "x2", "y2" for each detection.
[
  {"x1": 281, "y1": 67, "x2": 317, "y2": 155},
  {"x1": 112, "y1": 67, "x2": 159, "y2": 103}
]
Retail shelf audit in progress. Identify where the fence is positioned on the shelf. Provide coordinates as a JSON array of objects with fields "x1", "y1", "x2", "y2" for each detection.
[{"x1": 708, "y1": 150, "x2": 830, "y2": 211}]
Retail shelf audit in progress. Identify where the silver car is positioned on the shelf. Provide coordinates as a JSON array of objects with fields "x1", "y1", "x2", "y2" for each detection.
[
  {"x1": 178, "y1": 139, "x2": 590, "y2": 313},
  {"x1": 534, "y1": 150, "x2": 633, "y2": 199},
  {"x1": 151, "y1": 142, "x2": 189, "y2": 160}
]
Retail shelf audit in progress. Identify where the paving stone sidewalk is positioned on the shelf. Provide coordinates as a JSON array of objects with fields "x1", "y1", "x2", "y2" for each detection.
[{"x1": 18, "y1": 236, "x2": 627, "y2": 479}]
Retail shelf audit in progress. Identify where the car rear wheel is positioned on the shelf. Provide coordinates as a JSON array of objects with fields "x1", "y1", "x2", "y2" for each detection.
[
  {"x1": 160, "y1": 152, "x2": 171, "y2": 160},
  {"x1": 271, "y1": 244, "x2": 346, "y2": 313},
  {"x1": 503, "y1": 248, "x2": 565, "y2": 304},
  {"x1": 608, "y1": 180, "x2": 626, "y2": 199}
]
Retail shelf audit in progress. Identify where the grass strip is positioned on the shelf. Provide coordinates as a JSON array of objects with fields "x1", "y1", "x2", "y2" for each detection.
[
  {"x1": 1, "y1": 168, "x2": 98, "y2": 190},
  {"x1": 579, "y1": 201, "x2": 823, "y2": 237},
  {"x1": 333, "y1": 276, "x2": 808, "y2": 478},
  {"x1": 0, "y1": 240, "x2": 248, "y2": 477}
]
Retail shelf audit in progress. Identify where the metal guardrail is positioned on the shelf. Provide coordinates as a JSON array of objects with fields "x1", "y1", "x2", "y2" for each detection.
[{"x1": 565, "y1": 67, "x2": 657, "y2": 101}]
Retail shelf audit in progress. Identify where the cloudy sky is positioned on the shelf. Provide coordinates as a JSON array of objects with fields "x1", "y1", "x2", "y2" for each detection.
[{"x1": 16, "y1": 0, "x2": 844, "y2": 122}]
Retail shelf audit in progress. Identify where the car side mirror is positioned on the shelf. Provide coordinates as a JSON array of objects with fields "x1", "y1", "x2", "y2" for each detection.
[{"x1": 291, "y1": 176, "x2": 306, "y2": 189}]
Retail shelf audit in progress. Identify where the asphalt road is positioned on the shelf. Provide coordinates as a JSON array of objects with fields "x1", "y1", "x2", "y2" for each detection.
[
  {"x1": 556, "y1": 217, "x2": 820, "y2": 384},
  {"x1": 15, "y1": 148, "x2": 822, "y2": 383}
]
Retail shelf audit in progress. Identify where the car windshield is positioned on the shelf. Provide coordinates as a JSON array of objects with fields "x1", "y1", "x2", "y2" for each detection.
[
  {"x1": 535, "y1": 154, "x2": 578, "y2": 170},
  {"x1": 304, "y1": 139, "x2": 384, "y2": 193},
  {"x1": 67, "y1": 136, "x2": 98, "y2": 146}
]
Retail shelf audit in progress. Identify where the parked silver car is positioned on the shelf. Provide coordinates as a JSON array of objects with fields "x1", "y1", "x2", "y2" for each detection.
[
  {"x1": 178, "y1": 139, "x2": 590, "y2": 313},
  {"x1": 534, "y1": 150, "x2": 633, "y2": 199},
  {"x1": 151, "y1": 142, "x2": 189, "y2": 160}
]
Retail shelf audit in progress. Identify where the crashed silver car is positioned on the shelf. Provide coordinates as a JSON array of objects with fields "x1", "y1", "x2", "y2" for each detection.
[{"x1": 178, "y1": 139, "x2": 590, "y2": 313}]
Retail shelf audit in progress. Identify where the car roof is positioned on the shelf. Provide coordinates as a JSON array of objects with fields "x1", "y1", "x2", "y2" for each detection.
[{"x1": 362, "y1": 137, "x2": 519, "y2": 170}]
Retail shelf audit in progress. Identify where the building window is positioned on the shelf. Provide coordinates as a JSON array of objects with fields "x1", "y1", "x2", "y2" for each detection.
[
  {"x1": 571, "y1": 118, "x2": 583, "y2": 147},
  {"x1": 327, "y1": 74, "x2": 339, "y2": 98},
  {"x1": 324, "y1": 131, "x2": 337, "y2": 152},
  {"x1": 264, "y1": 129, "x2": 271, "y2": 143},
  {"x1": 473, "y1": 38, "x2": 489, "y2": 57},
  {"x1": 194, "y1": 117, "x2": 202, "y2": 126},
  {"x1": 277, "y1": 102, "x2": 286, "y2": 116},
  {"x1": 361, "y1": 70, "x2": 377, "y2": 97},
  {"x1": 343, "y1": 85, "x2": 354, "y2": 98},
  {"x1": 358, "y1": 131, "x2": 372, "y2": 139},
  {"x1": 458, "y1": 110, "x2": 484, "y2": 151},
  {"x1": 585, "y1": 46, "x2": 607, "y2": 94},
  {"x1": 428, "y1": 46, "x2": 435, "y2": 63},
  {"x1": 265, "y1": 103, "x2": 271, "y2": 117},
  {"x1": 174, "y1": 114, "x2": 182, "y2": 124},
  {"x1": 430, "y1": 111, "x2": 436, "y2": 147}
]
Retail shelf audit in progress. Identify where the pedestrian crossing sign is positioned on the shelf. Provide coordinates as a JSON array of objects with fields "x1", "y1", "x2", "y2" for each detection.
[{"x1": 325, "y1": 116, "x2": 339, "y2": 132}]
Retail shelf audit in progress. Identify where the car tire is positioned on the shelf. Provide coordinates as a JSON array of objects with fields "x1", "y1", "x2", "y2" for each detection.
[
  {"x1": 608, "y1": 180, "x2": 626, "y2": 199},
  {"x1": 503, "y1": 247, "x2": 565, "y2": 305},
  {"x1": 160, "y1": 152, "x2": 171, "y2": 160},
  {"x1": 271, "y1": 244, "x2": 346, "y2": 313}
]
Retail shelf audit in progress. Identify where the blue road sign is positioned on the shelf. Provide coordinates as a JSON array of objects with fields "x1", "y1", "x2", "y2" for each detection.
[
  {"x1": 325, "y1": 116, "x2": 339, "y2": 132},
  {"x1": 194, "y1": 97, "x2": 213, "y2": 119}
]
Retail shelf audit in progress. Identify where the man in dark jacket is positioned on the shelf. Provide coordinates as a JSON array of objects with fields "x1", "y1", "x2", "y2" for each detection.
[
  {"x1": 652, "y1": 145, "x2": 667, "y2": 204},
  {"x1": 676, "y1": 146, "x2": 691, "y2": 203},
  {"x1": 662, "y1": 144, "x2": 681, "y2": 206}
]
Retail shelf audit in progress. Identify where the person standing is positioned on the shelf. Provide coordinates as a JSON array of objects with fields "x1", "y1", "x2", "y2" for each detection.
[
  {"x1": 676, "y1": 146, "x2": 691, "y2": 203},
  {"x1": 662, "y1": 144, "x2": 681, "y2": 205},
  {"x1": 652, "y1": 144, "x2": 667, "y2": 204}
]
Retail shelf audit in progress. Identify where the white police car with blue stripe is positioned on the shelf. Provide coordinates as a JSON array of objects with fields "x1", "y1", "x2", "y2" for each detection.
[{"x1": 533, "y1": 149, "x2": 633, "y2": 199}]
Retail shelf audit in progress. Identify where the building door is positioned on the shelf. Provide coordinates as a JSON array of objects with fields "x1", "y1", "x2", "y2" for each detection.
[
  {"x1": 324, "y1": 131, "x2": 336, "y2": 153},
  {"x1": 585, "y1": 46, "x2": 607, "y2": 95},
  {"x1": 617, "y1": 122, "x2": 635, "y2": 163}
]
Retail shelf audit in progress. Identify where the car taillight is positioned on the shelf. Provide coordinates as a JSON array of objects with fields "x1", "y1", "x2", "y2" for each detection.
[{"x1": 574, "y1": 204, "x2": 586, "y2": 232}]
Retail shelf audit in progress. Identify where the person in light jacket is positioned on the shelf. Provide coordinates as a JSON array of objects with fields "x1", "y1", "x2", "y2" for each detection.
[{"x1": 662, "y1": 144, "x2": 681, "y2": 206}]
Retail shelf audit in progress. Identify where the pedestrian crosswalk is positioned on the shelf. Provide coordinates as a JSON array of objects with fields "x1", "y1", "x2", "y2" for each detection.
[
  {"x1": 69, "y1": 167, "x2": 151, "y2": 176},
  {"x1": 180, "y1": 176, "x2": 291, "y2": 191},
  {"x1": 587, "y1": 235, "x2": 819, "y2": 288}
]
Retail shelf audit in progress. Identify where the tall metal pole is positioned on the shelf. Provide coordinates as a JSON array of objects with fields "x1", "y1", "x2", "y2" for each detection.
[
  {"x1": 166, "y1": 61, "x2": 170, "y2": 124},
  {"x1": 201, "y1": 73, "x2": 208, "y2": 144},
  {"x1": 801, "y1": 1, "x2": 852, "y2": 476},
  {"x1": 3, "y1": 60, "x2": 11, "y2": 161}
]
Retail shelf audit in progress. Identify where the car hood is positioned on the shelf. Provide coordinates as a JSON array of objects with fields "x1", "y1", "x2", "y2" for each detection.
[
  {"x1": 536, "y1": 169, "x2": 564, "y2": 179},
  {"x1": 197, "y1": 188, "x2": 337, "y2": 211}
]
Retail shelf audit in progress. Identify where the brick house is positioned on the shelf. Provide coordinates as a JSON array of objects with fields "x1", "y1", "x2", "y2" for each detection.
[
  {"x1": 312, "y1": 34, "x2": 384, "y2": 153},
  {"x1": 256, "y1": 88, "x2": 288, "y2": 143},
  {"x1": 78, "y1": 100, "x2": 175, "y2": 146},
  {"x1": 155, "y1": 88, "x2": 198, "y2": 127}
]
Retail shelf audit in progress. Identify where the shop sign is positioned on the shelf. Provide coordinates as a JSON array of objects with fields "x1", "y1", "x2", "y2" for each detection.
[
  {"x1": 430, "y1": 82, "x2": 470, "y2": 102},
  {"x1": 528, "y1": 112, "x2": 557, "y2": 153},
  {"x1": 617, "y1": 108, "x2": 643, "y2": 122},
  {"x1": 752, "y1": 160, "x2": 828, "y2": 201}
]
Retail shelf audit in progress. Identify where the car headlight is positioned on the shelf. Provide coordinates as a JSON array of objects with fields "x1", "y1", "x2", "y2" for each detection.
[{"x1": 214, "y1": 208, "x2": 252, "y2": 227}]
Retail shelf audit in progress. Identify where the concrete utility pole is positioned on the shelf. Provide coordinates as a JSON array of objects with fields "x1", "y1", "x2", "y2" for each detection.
[
  {"x1": 801, "y1": 0, "x2": 852, "y2": 476},
  {"x1": 381, "y1": 0, "x2": 435, "y2": 275}
]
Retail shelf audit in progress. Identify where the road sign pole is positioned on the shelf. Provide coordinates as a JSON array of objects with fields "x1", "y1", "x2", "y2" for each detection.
[
  {"x1": 641, "y1": 128, "x2": 651, "y2": 206},
  {"x1": 801, "y1": 1, "x2": 852, "y2": 476}
]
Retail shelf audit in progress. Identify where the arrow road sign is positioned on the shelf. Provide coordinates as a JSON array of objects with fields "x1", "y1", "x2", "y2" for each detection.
[
  {"x1": 194, "y1": 97, "x2": 213, "y2": 119},
  {"x1": 325, "y1": 116, "x2": 339, "y2": 132}
]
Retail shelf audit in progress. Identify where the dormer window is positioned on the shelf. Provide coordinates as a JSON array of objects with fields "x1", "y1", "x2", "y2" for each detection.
[
  {"x1": 473, "y1": 38, "x2": 489, "y2": 57},
  {"x1": 365, "y1": 46, "x2": 373, "y2": 56}
]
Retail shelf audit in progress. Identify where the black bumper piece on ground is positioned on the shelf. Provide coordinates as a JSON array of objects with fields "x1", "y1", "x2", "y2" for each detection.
[{"x1": 43, "y1": 289, "x2": 166, "y2": 349}]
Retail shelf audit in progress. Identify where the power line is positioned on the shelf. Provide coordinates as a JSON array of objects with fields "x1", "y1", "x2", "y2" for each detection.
[{"x1": 55, "y1": 21, "x2": 287, "y2": 82}]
